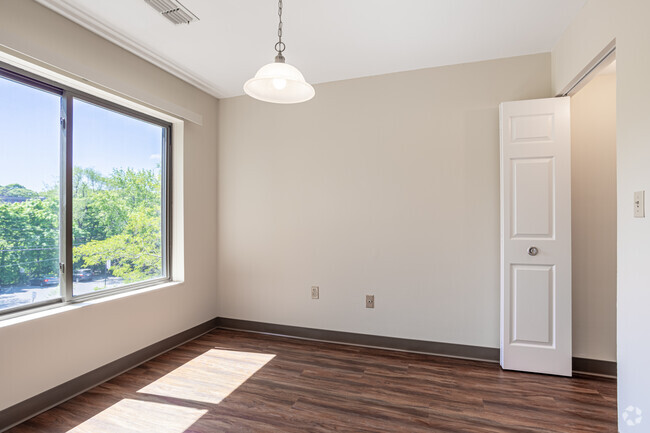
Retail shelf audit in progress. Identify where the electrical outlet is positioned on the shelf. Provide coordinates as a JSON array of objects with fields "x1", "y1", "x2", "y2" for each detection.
[
  {"x1": 311, "y1": 286, "x2": 319, "y2": 299},
  {"x1": 366, "y1": 295, "x2": 374, "y2": 309}
]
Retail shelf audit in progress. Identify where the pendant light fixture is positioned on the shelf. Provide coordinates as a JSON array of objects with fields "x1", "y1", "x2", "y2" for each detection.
[{"x1": 244, "y1": 0, "x2": 315, "y2": 104}]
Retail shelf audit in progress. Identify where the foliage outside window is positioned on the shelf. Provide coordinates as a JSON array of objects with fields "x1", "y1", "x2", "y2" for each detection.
[{"x1": 0, "y1": 66, "x2": 170, "y2": 315}]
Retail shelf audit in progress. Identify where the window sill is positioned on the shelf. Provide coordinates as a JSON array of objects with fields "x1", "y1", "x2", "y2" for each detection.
[{"x1": 0, "y1": 280, "x2": 183, "y2": 328}]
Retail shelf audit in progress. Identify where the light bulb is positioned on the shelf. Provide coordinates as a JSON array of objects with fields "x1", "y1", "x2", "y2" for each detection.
[{"x1": 272, "y1": 78, "x2": 287, "y2": 90}]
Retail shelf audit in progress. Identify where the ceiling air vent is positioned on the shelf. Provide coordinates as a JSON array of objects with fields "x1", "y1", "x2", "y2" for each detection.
[{"x1": 144, "y1": 0, "x2": 199, "y2": 25}]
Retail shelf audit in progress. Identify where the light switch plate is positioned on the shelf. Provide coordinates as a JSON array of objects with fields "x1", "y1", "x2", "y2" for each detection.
[
  {"x1": 634, "y1": 191, "x2": 645, "y2": 218},
  {"x1": 311, "y1": 286, "x2": 319, "y2": 299}
]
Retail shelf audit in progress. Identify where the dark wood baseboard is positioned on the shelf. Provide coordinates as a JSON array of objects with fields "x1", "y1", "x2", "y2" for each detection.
[
  {"x1": 216, "y1": 317, "x2": 500, "y2": 362},
  {"x1": 0, "y1": 318, "x2": 219, "y2": 433},
  {"x1": 573, "y1": 356, "x2": 617, "y2": 377},
  {"x1": 217, "y1": 318, "x2": 618, "y2": 378}
]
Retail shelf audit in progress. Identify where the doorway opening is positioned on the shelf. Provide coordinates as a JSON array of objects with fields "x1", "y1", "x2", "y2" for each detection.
[{"x1": 569, "y1": 50, "x2": 617, "y2": 376}]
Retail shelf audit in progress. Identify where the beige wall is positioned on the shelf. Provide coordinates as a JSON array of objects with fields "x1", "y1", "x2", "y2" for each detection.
[
  {"x1": 0, "y1": 0, "x2": 219, "y2": 411},
  {"x1": 554, "y1": 0, "x2": 650, "y2": 429},
  {"x1": 571, "y1": 73, "x2": 617, "y2": 362},
  {"x1": 217, "y1": 54, "x2": 552, "y2": 349}
]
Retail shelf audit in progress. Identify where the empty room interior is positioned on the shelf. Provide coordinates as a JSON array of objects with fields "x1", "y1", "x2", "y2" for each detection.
[{"x1": 0, "y1": 0, "x2": 648, "y2": 432}]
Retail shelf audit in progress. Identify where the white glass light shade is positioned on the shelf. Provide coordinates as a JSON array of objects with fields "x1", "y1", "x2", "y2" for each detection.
[{"x1": 244, "y1": 62, "x2": 315, "y2": 104}]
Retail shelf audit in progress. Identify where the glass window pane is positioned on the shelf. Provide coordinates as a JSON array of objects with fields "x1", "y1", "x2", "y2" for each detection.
[
  {"x1": 0, "y1": 73, "x2": 61, "y2": 312},
  {"x1": 72, "y1": 98, "x2": 165, "y2": 296}
]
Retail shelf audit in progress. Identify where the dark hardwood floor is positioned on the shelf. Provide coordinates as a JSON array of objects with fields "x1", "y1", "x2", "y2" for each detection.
[{"x1": 8, "y1": 329, "x2": 617, "y2": 432}]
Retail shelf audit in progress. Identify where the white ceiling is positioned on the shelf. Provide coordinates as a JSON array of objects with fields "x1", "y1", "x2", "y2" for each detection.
[{"x1": 35, "y1": 0, "x2": 586, "y2": 99}]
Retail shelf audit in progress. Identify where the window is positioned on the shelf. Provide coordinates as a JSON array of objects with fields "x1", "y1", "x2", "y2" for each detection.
[
  {"x1": 0, "y1": 69, "x2": 61, "y2": 311},
  {"x1": 0, "y1": 65, "x2": 171, "y2": 316}
]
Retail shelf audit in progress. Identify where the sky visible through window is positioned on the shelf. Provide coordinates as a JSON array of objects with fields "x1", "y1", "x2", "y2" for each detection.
[
  {"x1": 0, "y1": 73, "x2": 166, "y2": 312},
  {"x1": 0, "y1": 77, "x2": 162, "y2": 192},
  {"x1": 0, "y1": 77, "x2": 59, "y2": 191}
]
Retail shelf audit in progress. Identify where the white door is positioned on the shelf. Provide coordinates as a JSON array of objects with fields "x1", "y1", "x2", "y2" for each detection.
[{"x1": 500, "y1": 97, "x2": 572, "y2": 376}]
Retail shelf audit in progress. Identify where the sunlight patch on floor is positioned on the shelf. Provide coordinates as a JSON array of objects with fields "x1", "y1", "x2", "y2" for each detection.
[
  {"x1": 66, "y1": 398, "x2": 207, "y2": 433},
  {"x1": 138, "y1": 349, "x2": 276, "y2": 404}
]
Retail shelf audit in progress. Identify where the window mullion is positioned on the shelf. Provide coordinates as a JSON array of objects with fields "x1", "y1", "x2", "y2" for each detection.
[
  {"x1": 60, "y1": 93, "x2": 74, "y2": 301},
  {"x1": 1, "y1": 61, "x2": 171, "y2": 319},
  {"x1": 162, "y1": 126, "x2": 172, "y2": 279}
]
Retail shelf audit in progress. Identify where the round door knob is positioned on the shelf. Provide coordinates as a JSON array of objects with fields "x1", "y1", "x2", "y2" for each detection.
[{"x1": 528, "y1": 246, "x2": 539, "y2": 256}]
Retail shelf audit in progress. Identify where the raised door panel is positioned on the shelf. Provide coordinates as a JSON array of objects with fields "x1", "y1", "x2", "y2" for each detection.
[
  {"x1": 511, "y1": 264, "x2": 554, "y2": 346},
  {"x1": 510, "y1": 114, "x2": 555, "y2": 143},
  {"x1": 511, "y1": 158, "x2": 555, "y2": 239}
]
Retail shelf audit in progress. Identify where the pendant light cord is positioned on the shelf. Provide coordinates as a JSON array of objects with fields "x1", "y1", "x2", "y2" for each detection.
[{"x1": 274, "y1": 0, "x2": 286, "y2": 62}]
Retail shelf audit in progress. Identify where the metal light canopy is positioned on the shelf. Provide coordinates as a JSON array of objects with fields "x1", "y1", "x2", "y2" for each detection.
[{"x1": 244, "y1": 0, "x2": 314, "y2": 104}]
